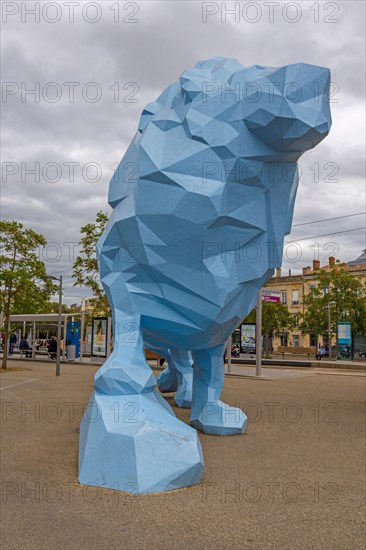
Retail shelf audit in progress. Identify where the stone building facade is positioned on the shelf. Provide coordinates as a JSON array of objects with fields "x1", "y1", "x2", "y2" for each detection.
[{"x1": 264, "y1": 251, "x2": 366, "y2": 349}]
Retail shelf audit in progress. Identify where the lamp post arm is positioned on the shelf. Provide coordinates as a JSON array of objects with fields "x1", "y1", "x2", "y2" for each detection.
[{"x1": 56, "y1": 275, "x2": 62, "y2": 376}]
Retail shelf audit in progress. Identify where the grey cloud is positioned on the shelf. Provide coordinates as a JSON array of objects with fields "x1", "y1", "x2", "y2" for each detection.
[{"x1": 2, "y1": 0, "x2": 365, "y2": 302}]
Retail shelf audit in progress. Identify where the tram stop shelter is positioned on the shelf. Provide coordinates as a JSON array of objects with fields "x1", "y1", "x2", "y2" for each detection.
[{"x1": 7, "y1": 313, "x2": 81, "y2": 360}]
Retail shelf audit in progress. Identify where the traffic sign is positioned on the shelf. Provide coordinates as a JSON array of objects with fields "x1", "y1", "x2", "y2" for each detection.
[{"x1": 261, "y1": 290, "x2": 281, "y2": 303}]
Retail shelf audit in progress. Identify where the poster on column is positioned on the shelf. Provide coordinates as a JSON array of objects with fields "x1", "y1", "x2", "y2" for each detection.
[
  {"x1": 337, "y1": 321, "x2": 352, "y2": 360},
  {"x1": 91, "y1": 317, "x2": 108, "y2": 358},
  {"x1": 240, "y1": 323, "x2": 256, "y2": 354}
]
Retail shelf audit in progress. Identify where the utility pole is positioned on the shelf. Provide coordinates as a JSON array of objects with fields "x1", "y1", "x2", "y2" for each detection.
[
  {"x1": 227, "y1": 334, "x2": 232, "y2": 374},
  {"x1": 56, "y1": 276, "x2": 62, "y2": 376},
  {"x1": 80, "y1": 297, "x2": 86, "y2": 362},
  {"x1": 327, "y1": 300, "x2": 336, "y2": 360},
  {"x1": 256, "y1": 290, "x2": 262, "y2": 376},
  {"x1": 46, "y1": 274, "x2": 63, "y2": 376}
]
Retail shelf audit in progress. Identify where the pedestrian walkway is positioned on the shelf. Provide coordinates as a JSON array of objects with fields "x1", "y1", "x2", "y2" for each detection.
[
  {"x1": 224, "y1": 364, "x2": 365, "y2": 380},
  {"x1": 0, "y1": 359, "x2": 364, "y2": 550},
  {"x1": 225, "y1": 365, "x2": 316, "y2": 379},
  {"x1": 3, "y1": 351, "x2": 365, "y2": 373}
]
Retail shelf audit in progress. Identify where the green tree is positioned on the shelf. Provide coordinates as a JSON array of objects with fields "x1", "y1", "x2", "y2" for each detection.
[
  {"x1": 244, "y1": 300, "x2": 295, "y2": 355},
  {"x1": 300, "y1": 264, "x2": 366, "y2": 342},
  {"x1": 72, "y1": 211, "x2": 110, "y2": 316},
  {"x1": 0, "y1": 221, "x2": 56, "y2": 369}
]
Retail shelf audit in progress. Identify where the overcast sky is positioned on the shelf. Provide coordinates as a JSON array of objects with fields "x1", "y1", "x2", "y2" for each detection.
[{"x1": 2, "y1": 0, "x2": 365, "y2": 304}]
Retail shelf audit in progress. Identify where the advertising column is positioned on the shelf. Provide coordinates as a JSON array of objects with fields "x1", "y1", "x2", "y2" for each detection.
[
  {"x1": 91, "y1": 317, "x2": 108, "y2": 359},
  {"x1": 337, "y1": 321, "x2": 352, "y2": 360},
  {"x1": 240, "y1": 323, "x2": 256, "y2": 354}
]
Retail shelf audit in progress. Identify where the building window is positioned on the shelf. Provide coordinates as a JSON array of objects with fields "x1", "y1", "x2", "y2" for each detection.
[
  {"x1": 293, "y1": 335, "x2": 300, "y2": 347},
  {"x1": 323, "y1": 286, "x2": 329, "y2": 295},
  {"x1": 293, "y1": 313, "x2": 299, "y2": 328},
  {"x1": 281, "y1": 290, "x2": 287, "y2": 305},
  {"x1": 292, "y1": 289, "x2": 299, "y2": 305}
]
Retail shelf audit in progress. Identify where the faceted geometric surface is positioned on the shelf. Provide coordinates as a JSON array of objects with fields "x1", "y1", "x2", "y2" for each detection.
[
  {"x1": 191, "y1": 400, "x2": 247, "y2": 436},
  {"x1": 79, "y1": 391, "x2": 204, "y2": 494},
  {"x1": 157, "y1": 349, "x2": 193, "y2": 408},
  {"x1": 79, "y1": 57, "x2": 332, "y2": 494}
]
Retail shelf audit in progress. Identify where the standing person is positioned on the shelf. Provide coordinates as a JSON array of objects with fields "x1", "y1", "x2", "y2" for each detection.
[
  {"x1": 19, "y1": 336, "x2": 32, "y2": 358},
  {"x1": 9, "y1": 332, "x2": 17, "y2": 356},
  {"x1": 60, "y1": 337, "x2": 65, "y2": 359},
  {"x1": 48, "y1": 336, "x2": 57, "y2": 360}
]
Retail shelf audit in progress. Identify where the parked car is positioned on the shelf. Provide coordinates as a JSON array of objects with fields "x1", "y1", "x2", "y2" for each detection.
[{"x1": 358, "y1": 349, "x2": 366, "y2": 359}]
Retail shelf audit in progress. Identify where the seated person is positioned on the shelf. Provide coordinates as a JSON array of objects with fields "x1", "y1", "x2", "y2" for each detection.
[
  {"x1": 316, "y1": 345, "x2": 326, "y2": 360},
  {"x1": 19, "y1": 336, "x2": 32, "y2": 358},
  {"x1": 48, "y1": 336, "x2": 57, "y2": 360}
]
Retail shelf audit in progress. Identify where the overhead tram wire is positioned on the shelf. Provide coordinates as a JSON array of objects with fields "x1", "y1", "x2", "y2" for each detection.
[
  {"x1": 292, "y1": 212, "x2": 366, "y2": 227},
  {"x1": 286, "y1": 227, "x2": 366, "y2": 243}
]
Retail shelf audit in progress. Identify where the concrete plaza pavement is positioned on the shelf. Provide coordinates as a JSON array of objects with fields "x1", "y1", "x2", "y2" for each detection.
[{"x1": 1, "y1": 360, "x2": 365, "y2": 550}]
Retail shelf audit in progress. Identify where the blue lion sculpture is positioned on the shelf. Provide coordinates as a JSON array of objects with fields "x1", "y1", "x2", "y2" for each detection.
[{"x1": 79, "y1": 57, "x2": 332, "y2": 494}]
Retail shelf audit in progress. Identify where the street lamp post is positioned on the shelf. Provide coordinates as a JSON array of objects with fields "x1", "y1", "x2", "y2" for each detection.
[
  {"x1": 327, "y1": 300, "x2": 336, "y2": 360},
  {"x1": 80, "y1": 297, "x2": 86, "y2": 362},
  {"x1": 46, "y1": 275, "x2": 63, "y2": 376},
  {"x1": 227, "y1": 334, "x2": 232, "y2": 374},
  {"x1": 256, "y1": 289, "x2": 262, "y2": 377}
]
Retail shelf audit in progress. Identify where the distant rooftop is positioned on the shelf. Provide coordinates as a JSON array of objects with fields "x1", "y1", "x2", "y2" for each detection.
[
  {"x1": 348, "y1": 249, "x2": 366, "y2": 266},
  {"x1": 272, "y1": 250, "x2": 366, "y2": 279}
]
